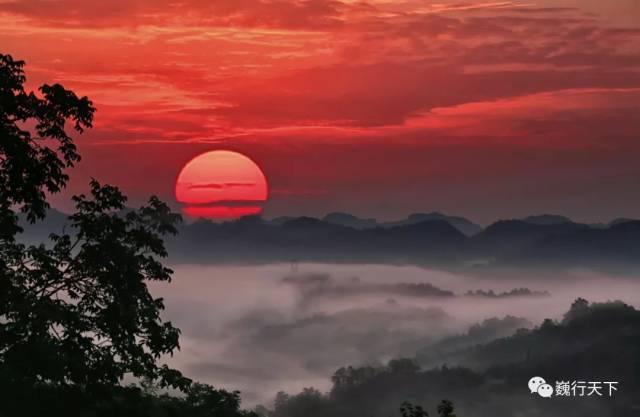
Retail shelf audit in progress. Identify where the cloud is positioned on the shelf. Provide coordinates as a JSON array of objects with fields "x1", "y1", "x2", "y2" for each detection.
[
  {"x1": 3, "y1": 0, "x2": 640, "y2": 222},
  {"x1": 0, "y1": 0, "x2": 353, "y2": 29},
  {"x1": 6, "y1": 0, "x2": 639, "y2": 131},
  {"x1": 182, "y1": 304, "x2": 456, "y2": 404},
  {"x1": 154, "y1": 264, "x2": 640, "y2": 406},
  {"x1": 281, "y1": 273, "x2": 456, "y2": 305},
  {"x1": 270, "y1": 187, "x2": 329, "y2": 197},
  {"x1": 187, "y1": 182, "x2": 256, "y2": 190},
  {"x1": 216, "y1": 63, "x2": 640, "y2": 127}
]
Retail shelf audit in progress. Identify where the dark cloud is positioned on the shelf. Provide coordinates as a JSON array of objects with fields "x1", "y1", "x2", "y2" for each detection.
[
  {"x1": 187, "y1": 182, "x2": 256, "y2": 190},
  {"x1": 217, "y1": 64, "x2": 640, "y2": 127}
]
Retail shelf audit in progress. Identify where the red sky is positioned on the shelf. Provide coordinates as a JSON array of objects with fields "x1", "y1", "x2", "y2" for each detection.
[{"x1": 2, "y1": 0, "x2": 640, "y2": 223}]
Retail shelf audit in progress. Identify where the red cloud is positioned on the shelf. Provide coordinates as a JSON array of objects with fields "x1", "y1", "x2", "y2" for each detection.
[
  {"x1": 3, "y1": 0, "x2": 639, "y2": 221},
  {"x1": 0, "y1": 0, "x2": 351, "y2": 29}
]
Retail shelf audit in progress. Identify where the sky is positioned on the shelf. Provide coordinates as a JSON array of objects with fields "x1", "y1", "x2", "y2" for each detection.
[{"x1": 2, "y1": 0, "x2": 640, "y2": 224}]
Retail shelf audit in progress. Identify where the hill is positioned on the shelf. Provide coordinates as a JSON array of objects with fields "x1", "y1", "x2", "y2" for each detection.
[
  {"x1": 268, "y1": 299, "x2": 640, "y2": 417},
  {"x1": 18, "y1": 211, "x2": 640, "y2": 269}
]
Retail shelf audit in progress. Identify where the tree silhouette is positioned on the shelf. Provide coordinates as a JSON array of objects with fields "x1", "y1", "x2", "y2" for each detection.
[
  {"x1": 399, "y1": 400, "x2": 458, "y2": 417},
  {"x1": 437, "y1": 400, "x2": 456, "y2": 417},
  {"x1": 181, "y1": 383, "x2": 258, "y2": 417},
  {"x1": 0, "y1": 53, "x2": 217, "y2": 415},
  {"x1": 400, "y1": 402, "x2": 429, "y2": 417},
  {"x1": 0, "y1": 54, "x2": 93, "y2": 230},
  {"x1": 562, "y1": 297, "x2": 590, "y2": 324}
]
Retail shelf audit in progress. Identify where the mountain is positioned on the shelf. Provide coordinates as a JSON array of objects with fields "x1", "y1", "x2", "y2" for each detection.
[
  {"x1": 521, "y1": 214, "x2": 572, "y2": 225},
  {"x1": 468, "y1": 219, "x2": 590, "y2": 259},
  {"x1": 269, "y1": 216, "x2": 296, "y2": 226},
  {"x1": 444, "y1": 299, "x2": 640, "y2": 371},
  {"x1": 271, "y1": 300, "x2": 640, "y2": 417},
  {"x1": 168, "y1": 217, "x2": 467, "y2": 264},
  {"x1": 582, "y1": 217, "x2": 636, "y2": 230},
  {"x1": 515, "y1": 220, "x2": 640, "y2": 267},
  {"x1": 382, "y1": 212, "x2": 482, "y2": 236},
  {"x1": 16, "y1": 211, "x2": 640, "y2": 268},
  {"x1": 609, "y1": 217, "x2": 639, "y2": 227},
  {"x1": 322, "y1": 212, "x2": 377, "y2": 229},
  {"x1": 416, "y1": 315, "x2": 532, "y2": 368},
  {"x1": 320, "y1": 211, "x2": 482, "y2": 236}
]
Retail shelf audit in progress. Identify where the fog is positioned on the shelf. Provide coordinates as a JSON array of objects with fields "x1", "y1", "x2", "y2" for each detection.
[{"x1": 151, "y1": 263, "x2": 640, "y2": 406}]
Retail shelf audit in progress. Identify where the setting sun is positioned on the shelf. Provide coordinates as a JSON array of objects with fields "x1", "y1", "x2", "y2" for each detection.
[{"x1": 175, "y1": 150, "x2": 268, "y2": 219}]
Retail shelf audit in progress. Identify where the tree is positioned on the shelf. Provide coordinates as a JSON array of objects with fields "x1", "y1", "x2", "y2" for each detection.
[
  {"x1": 400, "y1": 402, "x2": 429, "y2": 417},
  {"x1": 388, "y1": 358, "x2": 420, "y2": 374},
  {"x1": 562, "y1": 297, "x2": 590, "y2": 324},
  {"x1": 0, "y1": 53, "x2": 190, "y2": 410},
  {"x1": 182, "y1": 383, "x2": 258, "y2": 417},
  {"x1": 0, "y1": 54, "x2": 93, "y2": 235},
  {"x1": 437, "y1": 400, "x2": 456, "y2": 417},
  {"x1": 399, "y1": 400, "x2": 457, "y2": 417}
]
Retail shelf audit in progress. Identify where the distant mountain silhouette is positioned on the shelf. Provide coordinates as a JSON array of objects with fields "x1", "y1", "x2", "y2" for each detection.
[
  {"x1": 166, "y1": 216, "x2": 467, "y2": 264},
  {"x1": 318, "y1": 211, "x2": 482, "y2": 236},
  {"x1": 18, "y1": 210, "x2": 640, "y2": 268},
  {"x1": 381, "y1": 212, "x2": 482, "y2": 236},
  {"x1": 512, "y1": 220, "x2": 640, "y2": 267},
  {"x1": 469, "y1": 219, "x2": 591, "y2": 260},
  {"x1": 269, "y1": 216, "x2": 296, "y2": 226},
  {"x1": 520, "y1": 214, "x2": 572, "y2": 225},
  {"x1": 322, "y1": 212, "x2": 377, "y2": 229},
  {"x1": 609, "y1": 217, "x2": 639, "y2": 226}
]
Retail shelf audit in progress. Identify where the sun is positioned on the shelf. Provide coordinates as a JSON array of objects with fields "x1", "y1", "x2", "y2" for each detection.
[{"x1": 175, "y1": 150, "x2": 268, "y2": 220}]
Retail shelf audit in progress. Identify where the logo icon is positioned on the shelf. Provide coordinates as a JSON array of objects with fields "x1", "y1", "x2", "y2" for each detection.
[
  {"x1": 537, "y1": 383, "x2": 554, "y2": 398},
  {"x1": 529, "y1": 376, "x2": 619, "y2": 398},
  {"x1": 528, "y1": 376, "x2": 547, "y2": 395},
  {"x1": 529, "y1": 376, "x2": 553, "y2": 398}
]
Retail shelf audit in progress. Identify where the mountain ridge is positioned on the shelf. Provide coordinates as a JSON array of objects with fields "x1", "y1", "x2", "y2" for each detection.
[{"x1": 18, "y1": 210, "x2": 640, "y2": 269}]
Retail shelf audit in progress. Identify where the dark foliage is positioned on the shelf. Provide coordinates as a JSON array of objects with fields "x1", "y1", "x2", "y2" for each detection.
[
  {"x1": 268, "y1": 300, "x2": 640, "y2": 417},
  {"x1": 0, "y1": 381, "x2": 258, "y2": 417},
  {"x1": 0, "y1": 54, "x2": 93, "y2": 231},
  {"x1": 400, "y1": 402, "x2": 429, "y2": 417},
  {"x1": 0, "y1": 53, "x2": 254, "y2": 416}
]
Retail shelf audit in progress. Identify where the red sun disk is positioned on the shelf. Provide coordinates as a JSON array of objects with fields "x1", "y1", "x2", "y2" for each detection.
[{"x1": 175, "y1": 150, "x2": 268, "y2": 219}]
